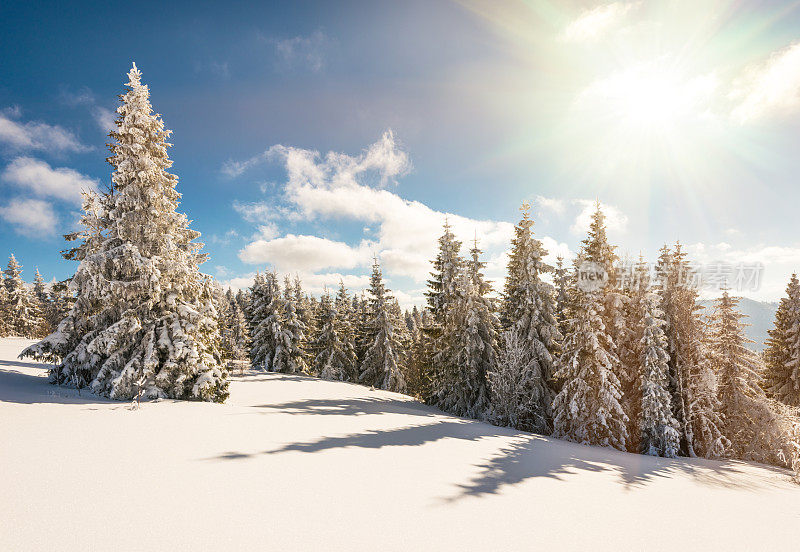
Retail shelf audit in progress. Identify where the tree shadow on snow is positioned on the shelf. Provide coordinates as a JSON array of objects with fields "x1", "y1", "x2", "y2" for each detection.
[
  {"x1": 204, "y1": 418, "x2": 494, "y2": 462},
  {"x1": 446, "y1": 432, "x2": 787, "y2": 501},
  {"x1": 253, "y1": 397, "x2": 441, "y2": 419},
  {"x1": 208, "y1": 393, "x2": 790, "y2": 495},
  {"x1": 0, "y1": 365, "x2": 113, "y2": 405}
]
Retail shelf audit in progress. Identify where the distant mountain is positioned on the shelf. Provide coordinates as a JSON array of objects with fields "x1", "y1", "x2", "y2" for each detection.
[{"x1": 700, "y1": 297, "x2": 778, "y2": 352}]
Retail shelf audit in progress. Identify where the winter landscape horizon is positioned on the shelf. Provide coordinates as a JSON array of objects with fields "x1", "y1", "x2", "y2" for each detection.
[{"x1": 2, "y1": 1, "x2": 800, "y2": 550}]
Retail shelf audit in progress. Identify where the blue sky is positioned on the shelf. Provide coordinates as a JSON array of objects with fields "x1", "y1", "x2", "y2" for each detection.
[{"x1": 3, "y1": 0, "x2": 800, "y2": 306}]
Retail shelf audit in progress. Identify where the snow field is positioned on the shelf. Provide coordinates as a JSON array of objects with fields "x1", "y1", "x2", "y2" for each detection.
[{"x1": 1, "y1": 337, "x2": 798, "y2": 551}]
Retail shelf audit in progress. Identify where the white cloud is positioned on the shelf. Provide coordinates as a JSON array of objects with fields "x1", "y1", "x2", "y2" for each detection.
[
  {"x1": 535, "y1": 195, "x2": 566, "y2": 216},
  {"x1": 271, "y1": 132, "x2": 509, "y2": 277},
  {"x1": 392, "y1": 288, "x2": 427, "y2": 311},
  {"x1": 221, "y1": 271, "x2": 370, "y2": 297},
  {"x1": 270, "y1": 30, "x2": 330, "y2": 73},
  {"x1": 0, "y1": 198, "x2": 57, "y2": 236},
  {"x1": 228, "y1": 131, "x2": 567, "y2": 292},
  {"x1": 2, "y1": 157, "x2": 98, "y2": 204},
  {"x1": 232, "y1": 199, "x2": 279, "y2": 222},
  {"x1": 209, "y1": 229, "x2": 240, "y2": 245},
  {"x1": 58, "y1": 86, "x2": 117, "y2": 133},
  {"x1": 238, "y1": 233, "x2": 372, "y2": 272},
  {"x1": 0, "y1": 111, "x2": 90, "y2": 153},
  {"x1": 215, "y1": 265, "x2": 233, "y2": 278},
  {"x1": 93, "y1": 107, "x2": 116, "y2": 133},
  {"x1": 730, "y1": 42, "x2": 800, "y2": 124},
  {"x1": 222, "y1": 274, "x2": 258, "y2": 292},
  {"x1": 300, "y1": 272, "x2": 371, "y2": 296},
  {"x1": 253, "y1": 223, "x2": 279, "y2": 240},
  {"x1": 58, "y1": 86, "x2": 95, "y2": 107},
  {"x1": 570, "y1": 199, "x2": 628, "y2": 235},
  {"x1": 562, "y1": 2, "x2": 639, "y2": 43}
]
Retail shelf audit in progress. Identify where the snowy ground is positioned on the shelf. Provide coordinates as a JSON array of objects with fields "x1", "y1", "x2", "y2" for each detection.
[{"x1": 1, "y1": 338, "x2": 798, "y2": 551}]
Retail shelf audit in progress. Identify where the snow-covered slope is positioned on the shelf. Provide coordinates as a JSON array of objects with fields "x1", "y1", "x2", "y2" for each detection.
[{"x1": 1, "y1": 337, "x2": 797, "y2": 551}]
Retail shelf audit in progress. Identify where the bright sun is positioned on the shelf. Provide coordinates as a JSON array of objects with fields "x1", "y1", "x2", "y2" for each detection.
[
  {"x1": 582, "y1": 64, "x2": 716, "y2": 131},
  {"x1": 562, "y1": 61, "x2": 723, "y2": 183}
]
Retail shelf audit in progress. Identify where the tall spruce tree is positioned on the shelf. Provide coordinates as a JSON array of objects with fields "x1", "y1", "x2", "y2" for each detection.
[
  {"x1": 709, "y1": 291, "x2": 799, "y2": 466},
  {"x1": 553, "y1": 207, "x2": 627, "y2": 450},
  {"x1": 657, "y1": 244, "x2": 726, "y2": 457},
  {"x1": 20, "y1": 191, "x2": 105, "y2": 375},
  {"x1": 425, "y1": 220, "x2": 463, "y2": 403},
  {"x1": 491, "y1": 202, "x2": 560, "y2": 432},
  {"x1": 359, "y1": 258, "x2": 406, "y2": 392},
  {"x1": 425, "y1": 219, "x2": 463, "y2": 326},
  {"x1": 4, "y1": 254, "x2": 39, "y2": 338},
  {"x1": 313, "y1": 291, "x2": 355, "y2": 380},
  {"x1": 553, "y1": 255, "x2": 570, "y2": 338},
  {"x1": 31, "y1": 268, "x2": 50, "y2": 337},
  {"x1": 334, "y1": 281, "x2": 359, "y2": 381},
  {"x1": 23, "y1": 64, "x2": 228, "y2": 402},
  {"x1": 763, "y1": 274, "x2": 800, "y2": 406},
  {"x1": 580, "y1": 203, "x2": 632, "y2": 408},
  {"x1": 224, "y1": 299, "x2": 250, "y2": 370},
  {"x1": 271, "y1": 276, "x2": 308, "y2": 374},
  {"x1": 0, "y1": 283, "x2": 9, "y2": 337},
  {"x1": 250, "y1": 272, "x2": 284, "y2": 371},
  {"x1": 553, "y1": 286, "x2": 628, "y2": 449},
  {"x1": 631, "y1": 260, "x2": 680, "y2": 457},
  {"x1": 47, "y1": 280, "x2": 75, "y2": 333},
  {"x1": 433, "y1": 246, "x2": 496, "y2": 419}
]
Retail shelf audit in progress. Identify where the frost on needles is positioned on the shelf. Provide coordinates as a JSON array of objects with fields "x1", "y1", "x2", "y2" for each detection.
[{"x1": 21, "y1": 63, "x2": 229, "y2": 403}]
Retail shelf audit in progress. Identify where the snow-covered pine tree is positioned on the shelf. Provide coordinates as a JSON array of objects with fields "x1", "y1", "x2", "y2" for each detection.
[
  {"x1": 47, "y1": 280, "x2": 75, "y2": 333},
  {"x1": 404, "y1": 309, "x2": 419, "y2": 340},
  {"x1": 292, "y1": 275, "x2": 314, "y2": 365},
  {"x1": 553, "y1": 285, "x2": 628, "y2": 449},
  {"x1": 271, "y1": 276, "x2": 307, "y2": 374},
  {"x1": 249, "y1": 272, "x2": 283, "y2": 370},
  {"x1": 552, "y1": 207, "x2": 627, "y2": 450},
  {"x1": 235, "y1": 288, "x2": 249, "y2": 317},
  {"x1": 580, "y1": 203, "x2": 632, "y2": 412},
  {"x1": 632, "y1": 261, "x2": 680, "y2": 457},
  {"x1": 411, "y1": 305, "x2": 423, "y2": 335},
  {"x1": 658, "y1": 243, "x2": 726, "y2": 457},
  {"x1": 4, "y1": 254, "x2": 39, "y2": 338},
  {"x1": 709, "y1": 290, "x2": 799, "y2": 466},
  {"x1": 490, "y1": 328, "x2": 546, "y2": 430},
  {"x1": 312, "y1": 291, "x2": 354, "y2": 380},
  {"x1": 353, "y1": 291, "x2": 371, "y2": 364},
  {"x1": 359, "y1": 258, "x2": 406, "y2": 392},
  {"x1": 23, "y1": 64, "x2": 228, "y2": 401},
  {"x1": 433, "y1": 247, "x2": 496, "y2": 419},
  {"x1": 228, "y1": 301, "x2": 250, "y2": 367},
  {"x1": 763, "y1": 274, "x2": 800, "y2": 407},
  {"x1": 404, "y1": 331, "x2": 432, "y2": 400},
  {"x1": 426, "y1": 218, "x2": 463, "y2": 326},
  {"x1": 494, "y1": 202, "x2": 561, "y2": 433},
  {"x1": 553, "y1": 255, "x2": 571, "y2": 338},
  {"x1": 333, "y1": 280, "x2": 358, "y2": 381},
  {"x1": 0, "y1": 282, "x2": 9, "y2": 337},
  {"x1": 213, "y1": 282, "x2": 235, "y2": 361},
  {"x1": 424, "y1": 220, "x2": 464, "y2": 402},
  {"x1": 31, "y1": 268, "x2": 50, "y2": 337},
  {"x1": 20, "y1": 191, "x2": 103, "y2": 375},
  {"x1": 217, "y1": 287, "x2": 249, "y2": 370},
  {"x1": 618, "y1": 257, "x2": 647, "y2": 451}
]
